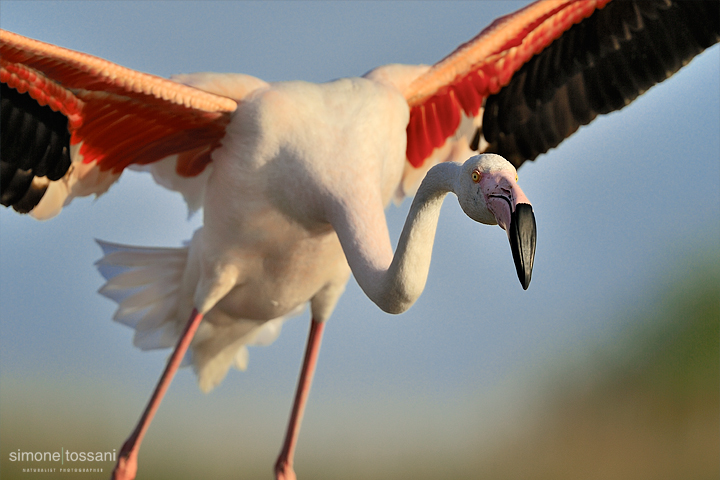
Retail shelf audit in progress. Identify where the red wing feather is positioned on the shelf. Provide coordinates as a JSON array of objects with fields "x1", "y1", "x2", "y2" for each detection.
[
  {"x1": 404, "y1": 0, "x2": 610, "y2": 168},
  {"x1": 0, "y1": 29, "x2": 236, "y2": 177}
]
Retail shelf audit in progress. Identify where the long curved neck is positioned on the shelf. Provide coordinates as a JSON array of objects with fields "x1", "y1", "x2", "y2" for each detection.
[{"x1": 356, "y1": 162, "x2": 460, "y2": 314}]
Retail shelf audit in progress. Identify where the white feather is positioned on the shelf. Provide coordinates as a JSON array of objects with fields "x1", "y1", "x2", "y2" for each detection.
[
  {"x1": 129, "y1": 157, "x2": 212, "y2": 217},
  {"x1": 31, "y1": 145, "x2": 120, "y2": 220},
  {"x1": 95, "y1": 238, "x2": 294, "y2": 391}
]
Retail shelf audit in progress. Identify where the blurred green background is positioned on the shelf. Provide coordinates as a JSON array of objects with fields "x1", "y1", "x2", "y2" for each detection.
[{"x1": 3, "y1": 251, "x2": 717, "y2": 479}]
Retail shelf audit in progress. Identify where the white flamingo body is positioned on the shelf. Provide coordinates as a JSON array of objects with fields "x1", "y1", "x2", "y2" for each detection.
[
  {"x1": 184, "y1": 77, "x2": 407, "y2": 388},
  {"x1": 101, "y1": 74, "x2": 521, "y2": 391},
  {"x1": 200, "y1": 77, "x2": 407, "y2": 312}
]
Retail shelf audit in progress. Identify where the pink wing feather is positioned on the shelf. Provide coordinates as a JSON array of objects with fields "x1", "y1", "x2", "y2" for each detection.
[
  {"x1": 1, "y1": 29, "x2": 237, "y2": 176},
  {"x1": 1, "y1": 29, "x2": 242, "y2": 217},
  {"x1": 403, "y1": 0, "x2": 610, "y2": 169}
]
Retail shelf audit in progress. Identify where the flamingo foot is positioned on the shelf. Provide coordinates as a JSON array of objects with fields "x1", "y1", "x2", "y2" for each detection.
[
  {"x1": 274, "y1": 459, "x2": 297, "y2": 480},
  {"x1": 111, "y1": 443, "x2": 138, "y2": 480}
]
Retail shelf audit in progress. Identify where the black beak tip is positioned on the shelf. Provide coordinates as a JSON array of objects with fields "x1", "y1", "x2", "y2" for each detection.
[{"x1": 509, "y1": 203, "x2": 536, "y2": 291}]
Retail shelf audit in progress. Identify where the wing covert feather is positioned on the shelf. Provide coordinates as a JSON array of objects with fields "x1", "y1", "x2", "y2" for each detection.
[
  {"x1": 0, "y1": 29, "x2": 243, "y2": 217},
  {"x1": 404, "y1": 0, "x2": 610, "y2": 169},
  {"x1": 402, "y1": 0, "x2": 719, "y2": 176}
]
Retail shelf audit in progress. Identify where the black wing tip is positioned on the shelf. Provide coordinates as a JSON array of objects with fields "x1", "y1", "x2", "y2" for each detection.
[{"x1": 1, "y1": 82, "x2": 72, "y2": 214}]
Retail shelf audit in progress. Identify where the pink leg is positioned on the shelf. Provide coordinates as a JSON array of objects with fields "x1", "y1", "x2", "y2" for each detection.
[
  {"x1": 275, "y1": 318, "x2": 326, "y2": 480},
  {"x1": 113, "y1": 308, "x2": 204, "y2": 480}
]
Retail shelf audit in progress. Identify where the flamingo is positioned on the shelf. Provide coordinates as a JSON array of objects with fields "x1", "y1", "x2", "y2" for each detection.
[{"x1": 0, "y1": 0, "x2": 717, "y2": 480}]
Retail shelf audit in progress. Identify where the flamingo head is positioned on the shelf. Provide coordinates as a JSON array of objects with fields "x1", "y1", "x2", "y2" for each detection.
[{"x1": 456, "y1": 154, "x2": 536, "y2": 290}]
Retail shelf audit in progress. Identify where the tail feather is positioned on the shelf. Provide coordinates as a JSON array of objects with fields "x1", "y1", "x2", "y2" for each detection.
[
  {"x1": 95, "y1": 238, "x2": 294, "y2": 392},
  {"x1": 111, "y1": 298, "x2": 176, "y2": 331},
  {"x1": 99, "y1": 265, "x2": 181, "y2": 289},
  {"x1": 111, "y1": 304, "x2": 148, "y2": 329},
  {"x1": 115, "y1": 282, "x2": 180, "y2": 314},
  {"x1": 134, "y1": 322, "x2": 181, "y2": 351},
  {"x1": 96, "y1": 240, "x2": 188, "y2": 346},
  {"x1": 96, "y1": 242, "x2": 186, "y2": 270},
  {"x1": 134, "y1": 300, "x2": 177, "y2": 332}
]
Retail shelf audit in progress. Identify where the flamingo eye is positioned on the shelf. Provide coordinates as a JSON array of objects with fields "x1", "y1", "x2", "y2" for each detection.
[
  {"x1": 471, "y1": 171, "x2": 481, "y2": 183},
  {"x1": 515, "y1": 174, "x2": 518, "y2": 182}
]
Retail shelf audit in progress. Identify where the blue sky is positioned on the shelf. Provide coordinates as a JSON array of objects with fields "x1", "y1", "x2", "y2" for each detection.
[{"x1": 1, "y1": 1, "x2": 718, "y2": 477}]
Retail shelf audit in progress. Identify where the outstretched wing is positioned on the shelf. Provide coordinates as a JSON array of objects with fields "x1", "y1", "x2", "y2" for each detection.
[
  {"x1": 400, "y1": 0, "x2": 719, "y2": 195},
  {"x1": 0, "y1": 30, "x2": 239, "y2": 218}
]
